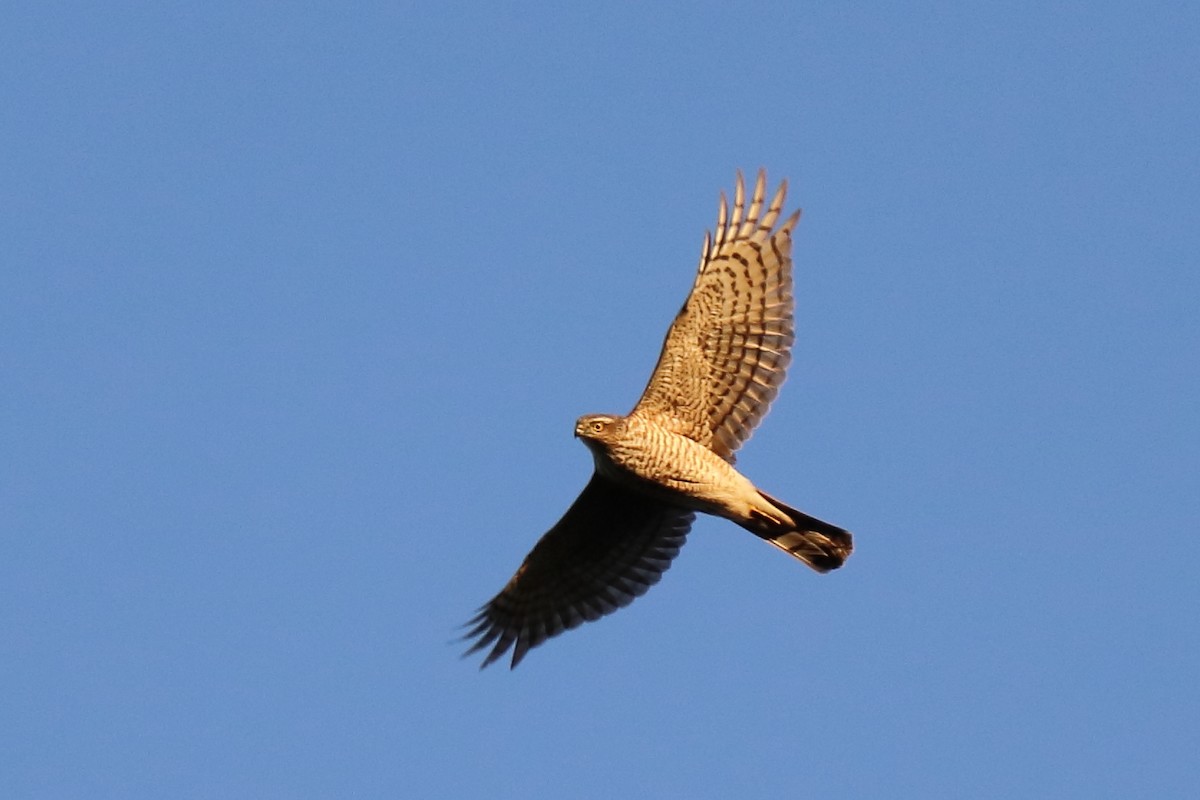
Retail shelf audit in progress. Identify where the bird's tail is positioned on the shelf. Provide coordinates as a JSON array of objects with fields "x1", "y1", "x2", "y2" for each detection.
[{"x1": 748, "y1": 491, "x2": 853, "y2": 573}]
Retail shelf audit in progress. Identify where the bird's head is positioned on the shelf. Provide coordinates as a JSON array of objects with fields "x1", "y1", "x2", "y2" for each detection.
[{"x1": 574, "y1": 414, "x2": 621, "y2": 446}]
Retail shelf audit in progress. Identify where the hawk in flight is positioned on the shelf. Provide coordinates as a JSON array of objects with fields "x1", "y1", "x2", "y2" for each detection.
[{"x1": 466, "y1": 170, "x2": 852, "y2": 668}]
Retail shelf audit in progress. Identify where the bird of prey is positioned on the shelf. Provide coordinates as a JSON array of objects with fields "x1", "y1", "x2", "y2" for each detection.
[{"x1": 465, "y1": 170, "x2": 852, "y2": 669}]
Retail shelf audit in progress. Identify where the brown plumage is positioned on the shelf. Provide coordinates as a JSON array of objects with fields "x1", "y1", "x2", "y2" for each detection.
[{"x1": 465, "y1": 170, "x2": 852, "y2": 669}]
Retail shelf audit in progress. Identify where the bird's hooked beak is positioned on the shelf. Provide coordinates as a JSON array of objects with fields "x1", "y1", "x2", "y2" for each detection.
[{"x1": 574, "y1": 418, "x2": 600, "y2": 439}]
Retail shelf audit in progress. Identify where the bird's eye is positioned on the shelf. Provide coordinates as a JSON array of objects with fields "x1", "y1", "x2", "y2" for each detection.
[{"x1": 590, "y1": 421, "x2": 605, "y2": 433}]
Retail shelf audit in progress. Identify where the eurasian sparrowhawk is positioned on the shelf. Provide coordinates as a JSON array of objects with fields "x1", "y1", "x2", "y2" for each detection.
[{"x1": 465, "y1": 170, "x2": 853, "y2": 669}]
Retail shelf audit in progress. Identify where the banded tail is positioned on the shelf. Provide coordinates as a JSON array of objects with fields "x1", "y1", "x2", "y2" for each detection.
[{"x1": 748, "y1": 491, "x2": 853, "y2": 573}]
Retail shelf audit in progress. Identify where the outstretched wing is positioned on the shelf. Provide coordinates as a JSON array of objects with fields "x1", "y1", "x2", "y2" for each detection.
[
  {"x1": 464, "y1": 474, "x2": 694, "y2": 669},
  {"x1": 631, "y1": 170, "x2": 799, "y2": 462}
]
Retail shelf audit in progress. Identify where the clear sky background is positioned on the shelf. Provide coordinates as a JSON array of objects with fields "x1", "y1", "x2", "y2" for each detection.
[{"x1": 3, "y1": 3, "x2": 1198, "y2": 798}]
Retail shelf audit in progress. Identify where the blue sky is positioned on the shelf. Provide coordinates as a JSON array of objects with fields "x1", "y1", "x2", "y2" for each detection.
[{"x1": 3, "y1": 2, "x2": 1198, "y2": 797}]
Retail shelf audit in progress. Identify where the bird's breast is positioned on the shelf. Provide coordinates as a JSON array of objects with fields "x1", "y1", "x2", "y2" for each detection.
[{"x1": 595, "y1": 417, "x2": 748, "y2": 511}]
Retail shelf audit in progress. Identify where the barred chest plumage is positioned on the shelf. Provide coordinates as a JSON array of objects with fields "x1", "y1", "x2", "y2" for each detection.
[{"x1": 585, "y1": 414, "x2": 756, "y2": 515}]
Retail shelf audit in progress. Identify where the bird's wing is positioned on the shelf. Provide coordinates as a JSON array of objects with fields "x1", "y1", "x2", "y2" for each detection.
[
  {"x1": 464, "y1": 474, "x2": 694, "y2": 669},
  {"x1": 631, "y1": 170, "x2": 799, "y2": 462}
]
